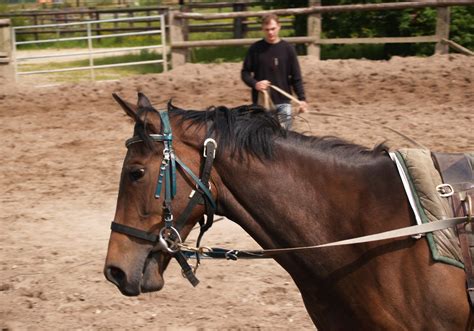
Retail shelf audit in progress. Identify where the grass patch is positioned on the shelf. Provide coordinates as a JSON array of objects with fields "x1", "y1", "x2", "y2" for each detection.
[
  {"x1": 190, "y1": 45, "x2": 247, "y2": 63},
  {"x1": 18, "y1": 50, "x2": 165, "y2": 83}
]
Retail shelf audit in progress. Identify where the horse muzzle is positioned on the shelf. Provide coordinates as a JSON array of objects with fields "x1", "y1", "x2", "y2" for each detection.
[{"x1": 104, "y1": 241, "x2": 167, "y2": 296}]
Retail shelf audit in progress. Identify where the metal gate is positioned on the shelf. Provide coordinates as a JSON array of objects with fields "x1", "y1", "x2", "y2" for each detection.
[{"x1": 12, "y1": 14, "x2": 167, "y2": 81}]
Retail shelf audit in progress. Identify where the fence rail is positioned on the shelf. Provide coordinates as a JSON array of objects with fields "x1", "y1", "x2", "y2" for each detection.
[
  {"x1": 171, "y1": 35, "x2": 441, "y2": 48},
  {"x1": 184, "y1": 1, "x2": 269, "y2": 10},
  {"x1": 2, "y1": 6, "x2": 169, "y2": 40},
  {"x1": 13, "y1": 14, "x2": 167, "y2": 81},
  {"x1": 175, "y1": 0, "x2": 473, "y2": 19}
]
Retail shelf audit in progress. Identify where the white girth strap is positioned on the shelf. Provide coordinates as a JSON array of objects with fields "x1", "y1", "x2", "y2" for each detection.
[{"x1": 389, "y1": 152, "x2": 424, "y2": 238}]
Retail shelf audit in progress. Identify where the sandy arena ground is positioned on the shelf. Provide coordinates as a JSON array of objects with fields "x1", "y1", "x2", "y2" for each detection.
[{"x1": 0, "y1": 54, "x2": 473, "y2": 330}]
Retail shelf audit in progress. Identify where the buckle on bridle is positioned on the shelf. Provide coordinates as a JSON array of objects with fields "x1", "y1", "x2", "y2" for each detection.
[
  {"x1": 203, "y1": 138, "x2": 217, "y2": 158},
  {"x1": 163, "y1": 147, "x2": 171, "y2": 160},
  {"x1": 225, "y1": 250, "x2": 239, "y2": 260},
  {"x1": 461, "y1": 193, "x2": 472, "y2": 222}
]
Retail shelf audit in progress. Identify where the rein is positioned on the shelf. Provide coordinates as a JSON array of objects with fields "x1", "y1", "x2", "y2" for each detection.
[
  {"x1": 269, "y1": 84, "x2": 428, "y2": 150},
  {"x1": 179, "y1": 216, "x2": 469, "y2": 260},
  {"x1": 110, "y1": 108, "x2": 217, "y2": 287}
]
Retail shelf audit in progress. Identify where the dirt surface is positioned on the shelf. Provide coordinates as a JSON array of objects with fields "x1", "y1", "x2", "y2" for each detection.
[{"x1": 1, "y1": 54, "x2": 473, "y2": 330}]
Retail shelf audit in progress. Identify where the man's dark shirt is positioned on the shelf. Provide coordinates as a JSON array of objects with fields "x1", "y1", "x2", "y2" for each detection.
[{"x1": 241, "y1": 39, "x2": 305, "y2": 105}]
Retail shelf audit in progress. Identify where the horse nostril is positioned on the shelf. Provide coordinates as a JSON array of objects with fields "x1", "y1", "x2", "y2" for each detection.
[{"x1": 105, "y1": 266, "x2": 126, "y2": 287}]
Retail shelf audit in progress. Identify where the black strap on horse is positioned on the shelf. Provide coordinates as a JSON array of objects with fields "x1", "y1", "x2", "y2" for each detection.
[
  {"x1": 169, "y1": 139, "x2": 217, "y2": 270},
  {"x1": 196, "y1": 139, "x2": 217, "y2": 245}
]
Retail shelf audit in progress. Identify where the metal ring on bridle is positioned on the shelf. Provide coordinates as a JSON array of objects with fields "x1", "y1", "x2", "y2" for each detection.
[{"x1": 159, "y1": 227, "x2": 183, "y2": 253}]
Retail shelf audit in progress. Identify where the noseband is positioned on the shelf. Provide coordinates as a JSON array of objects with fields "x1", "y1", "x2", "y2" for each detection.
[{"x1": 110, "y1": 108, "x2": 217, "y2": 287}]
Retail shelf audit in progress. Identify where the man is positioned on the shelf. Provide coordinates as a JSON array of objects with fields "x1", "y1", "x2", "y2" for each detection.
[{"x1": 241, "y1": 13, "x2": 308, "y2": 129}]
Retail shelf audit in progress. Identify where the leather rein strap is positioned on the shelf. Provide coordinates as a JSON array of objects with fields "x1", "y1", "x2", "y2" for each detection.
[
  {"x1": 181, "y1": 215, "x2": 468, "y2": 260},
  {"x1": 110, "y1": 108, "x2": 217, "y2": 287}
]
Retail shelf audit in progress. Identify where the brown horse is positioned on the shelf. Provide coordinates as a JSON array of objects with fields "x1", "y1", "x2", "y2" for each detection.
[{"x1": 104, "y1": 93, "x2": 472, "y2": 330}]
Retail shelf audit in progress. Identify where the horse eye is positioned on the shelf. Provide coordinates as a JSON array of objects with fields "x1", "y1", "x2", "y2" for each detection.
[{"x1": 129, "y1": 168, "x2": 145, "y2": 182}]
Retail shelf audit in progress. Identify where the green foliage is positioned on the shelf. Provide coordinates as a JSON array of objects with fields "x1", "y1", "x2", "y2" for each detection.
[
  {"x1": 321, "y1": 44, "x2": 386, "y2": 60},
  {"x1": 139, "y1": 0, "x2": 163, "y2": 6},
  {"x1": 450, "y1": 6, "x2": 474, "y2": 50},
  {"x1": 266, "y1": 0, "x2": 474, "y2": 58},
  {"x1": 263, "y1": 0, "x2": 307, "y2": 36}
]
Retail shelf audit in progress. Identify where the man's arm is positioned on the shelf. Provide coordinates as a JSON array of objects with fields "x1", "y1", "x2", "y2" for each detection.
[
  {"x1": 288, "y1": 45, "x2": 306, "y2": 102},
  {"x1": 241, "y1": 44, "x2": 271, "y2": 92},
  {"x1": 241, "y1": 48, "x2": 258, "y2": 88},
  {"x1": 288, "y1": 45, "x2": 308, "y2": 113}
]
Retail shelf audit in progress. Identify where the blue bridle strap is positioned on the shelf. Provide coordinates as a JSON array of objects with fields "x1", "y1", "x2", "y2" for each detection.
[
  {"x1": 125, "y1": 131, "x2": 215, "y2": 209},
  {"x1": 113, "y1": 108, "x2": 217, "y2": 288},
  {"x1": 155, "y1": 110, "x2": 176, "y2": 202}
]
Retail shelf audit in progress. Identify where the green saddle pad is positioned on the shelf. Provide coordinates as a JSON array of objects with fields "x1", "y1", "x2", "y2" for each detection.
[{"x1": 393, "y1": 148, "x2": 463, "y2": 268}]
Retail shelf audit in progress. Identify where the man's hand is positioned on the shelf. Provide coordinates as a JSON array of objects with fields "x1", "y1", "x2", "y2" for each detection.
[
  {"x1": 255, "y1": 80, "x2": 271, "y2": 92},
  {"x1": 297, "y1": 101, "x2": 308, "y2": 113}
]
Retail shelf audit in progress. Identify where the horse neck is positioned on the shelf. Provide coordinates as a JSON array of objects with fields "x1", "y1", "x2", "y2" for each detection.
[{"x1": 214, "y1": 139, "x2": 408, "y2": 270}]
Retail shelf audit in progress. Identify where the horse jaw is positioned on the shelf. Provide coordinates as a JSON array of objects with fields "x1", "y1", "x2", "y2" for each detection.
[
  {"x1": 140, "y1": 252, "x2": 169, "y2": 293},
  {"x1": 104, "y1": 236, "x2": 168, "y2": 296}
]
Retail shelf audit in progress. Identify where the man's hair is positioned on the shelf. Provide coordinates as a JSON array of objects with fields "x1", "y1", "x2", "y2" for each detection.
[{"x1": 261, "y1": 13, "x2": 279, "y2": 26}]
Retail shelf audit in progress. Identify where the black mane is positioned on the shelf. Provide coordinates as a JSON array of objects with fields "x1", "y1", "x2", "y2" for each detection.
[
  {"x1": 170, "y1": 103, "x2": 286, "y2": 159},
  {"x1": 126, "y1": 98, "x2": 387, "y2": 161},
  {"x1": 168, "y1": 103, "x2": 387, "y2": 161}
]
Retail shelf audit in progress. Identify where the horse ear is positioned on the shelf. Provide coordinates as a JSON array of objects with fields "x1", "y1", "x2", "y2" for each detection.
[
  {"x1": 112, "y1": 93, "x2": 140, "y2": 122},
  {"x1": 137, "y1": 92, "x2": 153, "y2": 109},
  {"x1": 167, "y1": 99, "x2": 176, "y2": 111}
]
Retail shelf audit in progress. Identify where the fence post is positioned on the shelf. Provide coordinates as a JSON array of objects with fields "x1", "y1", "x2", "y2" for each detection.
[
  {"x1": 307, "y1": 0, "x2": 321, "y2": 59},
  {"x1": 233, "y1": 2, "x2": 247, "y2": 39},
  {"x1": 96, "y1": 12, "x2": 101, "y2": 39},
  {"x1": 0, "y1": 19, "x2": 14, "y2": 83},
  {"x1": 435, "y1": 3, "x2": 450, "y2": 54},
  {"x1": 33, "y1": 14, "x2": 39, "y2": 41},
  {"x1": 170, "y1": 9, "x2": 187, "y2": 68},
  {"x1": 87, "y1": 23, "x2": 95, "y2": 81}
]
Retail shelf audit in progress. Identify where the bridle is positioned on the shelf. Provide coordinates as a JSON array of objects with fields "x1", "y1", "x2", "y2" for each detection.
[{"x1": 110, "y1": 108, "x2": 217, "y2": 287}]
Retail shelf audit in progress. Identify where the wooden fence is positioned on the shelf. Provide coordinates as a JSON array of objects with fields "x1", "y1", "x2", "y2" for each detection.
[
  {"x1": 170, "y1": 0, "x2": 474, "y2": 67},
  {"x1": 2, "y1": 1, "x2": 273, "y2": 40},
  {"x1": 1, "y1": 6, "x2": 168, "y2": 39},
  {"x1": 3, "y1": 0, "x2": 473, "y2": 76},
  {"x1": 182, "y1": 1, "x2": 291, "y2": 38}
]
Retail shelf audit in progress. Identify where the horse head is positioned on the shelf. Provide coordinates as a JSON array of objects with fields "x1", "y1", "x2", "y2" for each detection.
[{"x1": 104, "y1": 92, "x2": 217, "y2": 296}]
